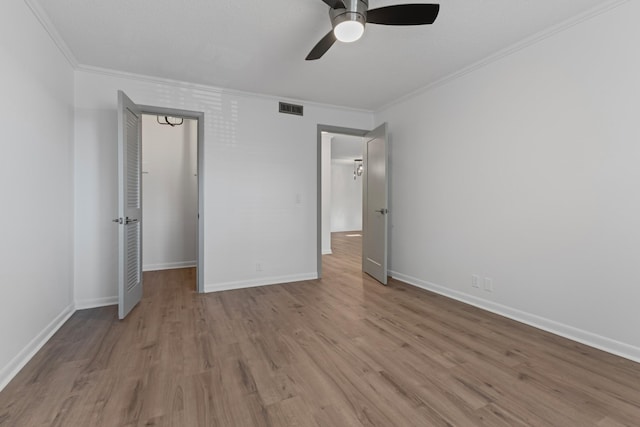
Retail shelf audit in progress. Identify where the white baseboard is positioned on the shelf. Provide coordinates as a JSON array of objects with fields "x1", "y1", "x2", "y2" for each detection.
[
  {"x1": 389, "y1": 271, "x2": 640, "y2": 364},
  {"x1": 205, "y1": 273, "x2": 318, "y2": 293},
  {"x1": 143, "y1": 261, "x2": 196, "y2": 272},
  {"x1": 0, "y1": 303, "x2": 75, "y2": 392},
  {"x1": 75, "y1": 296, "x2": 118, "y2": 310},
  {"x1": 322, "y1": 249, "x2": 333, "y2": 255}
]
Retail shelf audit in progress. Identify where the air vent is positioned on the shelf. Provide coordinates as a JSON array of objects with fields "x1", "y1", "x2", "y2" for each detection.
[{"x1": 279, "y1": 102, "x2": 304, "y2": 116}]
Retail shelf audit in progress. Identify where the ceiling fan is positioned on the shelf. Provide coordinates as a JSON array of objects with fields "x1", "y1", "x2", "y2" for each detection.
[{"x1": 307, "y1": 0, "x2": 440, "y2": 60}]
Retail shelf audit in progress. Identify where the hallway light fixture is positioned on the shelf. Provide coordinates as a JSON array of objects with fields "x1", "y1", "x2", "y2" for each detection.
[{"x1": 353, "y1": 159, "x2": 363, "y2": 180}]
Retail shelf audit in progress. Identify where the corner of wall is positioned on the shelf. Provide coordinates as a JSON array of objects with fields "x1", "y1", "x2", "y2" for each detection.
[
  {"x1": 22, "y1": 0, "x2": 79, "y2": 68},
  {"x1": 0, "y1": 303, "x2": 75, "y2": 392}
]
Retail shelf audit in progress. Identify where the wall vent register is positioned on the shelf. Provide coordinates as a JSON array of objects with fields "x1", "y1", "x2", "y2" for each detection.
[{"x1": 279, "y1": 102, "x2": 304, "y2": 116}]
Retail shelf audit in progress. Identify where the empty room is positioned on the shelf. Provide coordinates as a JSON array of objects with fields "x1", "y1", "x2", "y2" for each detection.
[{"x1": 1, "y1": 0, "x2": 640, "y2": 425}]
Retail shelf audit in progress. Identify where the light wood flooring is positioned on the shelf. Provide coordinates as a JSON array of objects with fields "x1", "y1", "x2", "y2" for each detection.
[{"x1": 2, "y1": 231, "x2": 640, "y2": 426}]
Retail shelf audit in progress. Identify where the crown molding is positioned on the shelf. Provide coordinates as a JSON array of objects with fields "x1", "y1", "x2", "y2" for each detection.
[
  {"x1": 75, "y1": 64, "x2": 375, "y2": 115},
  {"x1": 376, "y1": 0, "x2": 630, "y2": 114},
  {"x1": 24, "y1": 0, "x2": 373, "y2": 114},
  {"x1": 23, "y1": 0, "x2": 78, "y2": 68},
  {"x1": 26, "y1": 0, "x2": 627, "y2": 115}
]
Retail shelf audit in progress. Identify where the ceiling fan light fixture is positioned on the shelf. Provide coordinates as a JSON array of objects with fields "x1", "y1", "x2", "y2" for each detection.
[
  {"x1": 307, "y1": 0, "x2": 439, "y2": 60},
  {"x1": 334, "y1": 19, "x2": 365, "y2": 43}
]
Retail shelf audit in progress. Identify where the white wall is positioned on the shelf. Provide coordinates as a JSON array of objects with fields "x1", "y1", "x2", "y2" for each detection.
[
  {"x1": 142, "y1": 116, "x2": 198, "y2": 271},
  {"x1": 74, "y1": 70, "x2": 373, "y2": 301},
  {"x1": 331, "y1": 160, "x2": 363, "y2": 232},
  {"x1": 0, "y1": 0, "x2": 75, "y2": 389},
  {"x1": 376, "y1": 1, "x2": 640, "y2": 360},
  {"x1": 321, "y1": 134, "x2": 332, "y2": 254}
]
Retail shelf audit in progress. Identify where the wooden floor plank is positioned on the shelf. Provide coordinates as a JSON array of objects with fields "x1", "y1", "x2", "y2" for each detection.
[{"x1": 1, "y1": 231, "x2": 640, "y2": 426}]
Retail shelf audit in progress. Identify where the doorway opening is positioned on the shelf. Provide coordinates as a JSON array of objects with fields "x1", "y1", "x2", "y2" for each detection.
[
  {"x1": 317, "y1": 125, "x2": 368, "y2": 280},
  {"x1": 118, "y1": 91, "x2": 205, "y2": 319},
  {"x1": 141, "y1": 114, "x2": 198, "y2": 291},
  {"x1": 317, "y1": 123, "x2": 389, "y2": 283},
  {"x1": 139, "y1": 105, "x2": 205, "y2": 293},
  {"x1": 321, "y1": 132, "x2": 365, "y2": 259}
]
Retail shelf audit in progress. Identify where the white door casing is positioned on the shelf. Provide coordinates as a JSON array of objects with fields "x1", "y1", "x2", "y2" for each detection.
[
  {"x1": 362, "y1": 123, "x2": 388, "y2": 285},
  {"x1": 117, "y1": 91, "x2": 143, "y2": 319}
]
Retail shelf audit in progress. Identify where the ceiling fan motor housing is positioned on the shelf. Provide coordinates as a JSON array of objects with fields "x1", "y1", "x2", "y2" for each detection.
[{"x1": 330, "y1": 0, "x2": 368, "y2": 30}]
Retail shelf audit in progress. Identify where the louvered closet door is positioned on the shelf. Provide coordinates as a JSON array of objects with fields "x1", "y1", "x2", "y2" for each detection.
[{"x1": 117, "y1": 91, "x2": 143, "y2": 319}]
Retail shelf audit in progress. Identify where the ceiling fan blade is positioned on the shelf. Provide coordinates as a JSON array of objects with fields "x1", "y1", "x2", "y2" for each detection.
[
  {"x1": 320, "y1": 0, "x2": 346, "y2": 9},
  {"x1": 306, "y1": 30, "x2": 337, "y2": 60},
  {"x1": 367, "y1": 4, "x2": 440, "y2": 25}
]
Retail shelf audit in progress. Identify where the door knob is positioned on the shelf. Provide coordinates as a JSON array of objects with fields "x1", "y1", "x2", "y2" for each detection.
[
  {"x1": 374, "y1": 208, "x2": 388, "y2": 215},
  {"x1": 112, "y1": 218, "x2": 123, "y2": 224},
  {"x1": 125, "y1": 217, "x2": 139, "y2": 225}
]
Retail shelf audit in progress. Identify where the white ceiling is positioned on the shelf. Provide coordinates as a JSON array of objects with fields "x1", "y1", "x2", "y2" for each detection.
[{"x1": 36, "y1": 0, "x2": 610, "y2": 110}]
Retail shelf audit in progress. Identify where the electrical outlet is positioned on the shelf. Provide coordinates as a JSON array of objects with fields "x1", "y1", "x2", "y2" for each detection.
[
  {"x1": 484, "y1": 277, "x2": 493, "y2": 292},
  {"x1": 471, "y1": 275, "x2": 480, "y2": 288}
]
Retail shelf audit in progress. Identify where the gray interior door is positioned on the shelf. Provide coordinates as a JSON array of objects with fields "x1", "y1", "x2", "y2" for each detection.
[
  {"x1": 362, "y1": 123, "x2": 389, "y2": 284},
  {"x1": 117, "y1": 90, "x2": 143, "y2": 319}
]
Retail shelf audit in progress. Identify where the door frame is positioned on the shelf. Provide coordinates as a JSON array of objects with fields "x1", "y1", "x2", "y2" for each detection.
[
  {"x1": 316, "y1": 124, "x2": 369, "y2": 278},
  {"x1": 140, "y1": 104, "x2": 205, "y2": 293}
]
